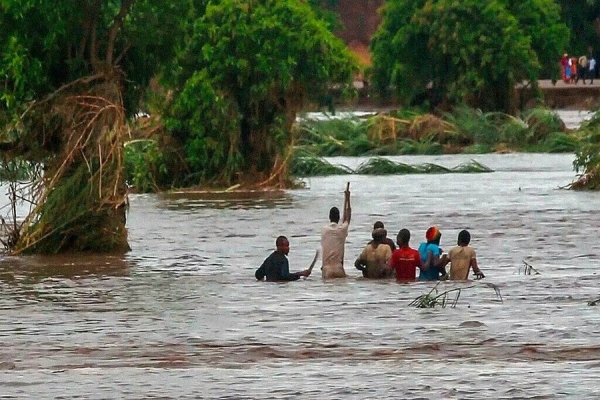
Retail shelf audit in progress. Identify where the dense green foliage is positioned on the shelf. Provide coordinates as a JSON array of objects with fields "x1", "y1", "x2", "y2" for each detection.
[
  {"x1": 0, "y1": 1, "x2": 188, "y2": 119},
  {"x1": 162, "y1": 0, "x2": 356, "y2": 186},
  {"x1": 370, "y1": 0, "x2": 569, "y2": 112},
  {"x1": 558, "y1": 0, "x2": 600, "y2": 56},
  {"x1": 0, "y1": 1, "x2": 193, "y2": 253},
  {"x1": 294, "y1": 107, "x2": 572, "y2": 161},
  {"x1": 572, "y1": 113, "x2": 600, "y2": 189}
]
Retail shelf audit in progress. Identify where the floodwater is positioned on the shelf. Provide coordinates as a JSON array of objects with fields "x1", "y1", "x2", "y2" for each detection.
[{"x1": 2, "y1": 145, "x2": 600, "y2": 397}]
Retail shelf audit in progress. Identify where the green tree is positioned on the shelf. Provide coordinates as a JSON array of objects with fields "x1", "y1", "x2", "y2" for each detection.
[
  {"x1": 163, "y1": 0, "x2": 356, "y2": 186},
  {"x1": 558, "y1": 0, "x2": 600, "y2": 56},
  {"x1": 0, "y1": 0, "x2": 190, "y2": 253},
  {"x1": 371, "y1": 0, "x2": 569, "y2": 112},
  {"x1": 507, "y1": 0, "x2": 570, "y2": 81}
]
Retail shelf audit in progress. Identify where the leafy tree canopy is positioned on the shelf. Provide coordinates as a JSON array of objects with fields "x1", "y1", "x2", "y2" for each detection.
[
  {"x1": 163, "y1": 0, "x2": 356, "y2": 186},
  {"x1": 370, "y1": 0, "x2": 569, "y2": 112},
  {"x1": 0, "y1": 0, "x2": 190, "y2": 120}
]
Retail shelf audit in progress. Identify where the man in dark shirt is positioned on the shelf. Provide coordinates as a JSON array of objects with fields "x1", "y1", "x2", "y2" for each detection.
[{"x1": 255, "y1": 236, "x2": 311, "y2": 281}]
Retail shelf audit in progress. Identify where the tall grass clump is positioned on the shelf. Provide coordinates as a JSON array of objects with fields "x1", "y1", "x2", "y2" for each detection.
[
  {"x1": 443, "y1": 106, "x2": 499, "y2": 147},
  {"x1": 289, "y1": 150, "x2": 353, "y2": 177},
  {"x1": 295, "y1": 118, "x2": 374, "y2": 156},
  {"x1": 124, "y1": 139, "x2": 168, "y2": 193},
  {"x1": 521, "y1": 108, "x2": 565, "y2": 143}
]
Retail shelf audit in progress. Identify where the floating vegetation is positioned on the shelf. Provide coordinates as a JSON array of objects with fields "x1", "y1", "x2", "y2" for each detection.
[
  {"x1": 519, "y1": 261, "x2": 541, "y2": 275},
  {"x1": 409, "y1": 282, "x2": 463, "y2": 308},
  {"x1": 451, "y1": 160, "x2": 494, "y2": 173},
  {"x1": 588, "y1": 298, "x2": 600, "y2": 306},
  {"x1": 521, "y1": 108, "x2": 565, "y2": 143},
  {"x1": 355, "y1": 158, "x2": 419, "y2": 175},
  {"x1": 354, "y1": 158, "x2": 493, "y2": 176},
  {"x1": 290, "y1": 154, "x2": 494, "y2": 177},
  {"x1": 409, "y1": 281, "x2": 503, "y2": 308},
  {"x1": 289, "y1": 151, "x2": 353, "y2": 176}
]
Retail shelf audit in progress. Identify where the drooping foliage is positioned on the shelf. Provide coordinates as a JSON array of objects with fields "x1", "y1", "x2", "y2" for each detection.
[
  {"x1": 370, "y1": 0, "x2": 569, "y2": 112},
  {"x1": 163, "y1": 0, "x2": 356, "y2": 187},
  {"x1": 0, "y1": 0, "x2": 190, "y2": 253},
  {"x1": 572, "y1": 112, "x2": 600, "y2": 190}
]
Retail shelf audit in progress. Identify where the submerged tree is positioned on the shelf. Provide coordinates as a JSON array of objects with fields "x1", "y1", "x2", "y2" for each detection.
[
  {"x1": 370, "y1": 0, "x2": 569, "y2": 113},
  {"x1": 571, "y1": 113, "x2": 600, "y2": 190},
  {"x1": 0, "y1": 0, "x2": 187, "y2": 253},
  {"x1": 162, "y1": 0, "x2": 357, "y2": 187}
]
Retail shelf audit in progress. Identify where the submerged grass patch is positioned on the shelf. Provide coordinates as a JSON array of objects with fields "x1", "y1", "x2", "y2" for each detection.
[
  {"x1": 410, "y1": 281, "x2": 503, "y2": 308},
  {"x1": 291, "y1": 153, "x2": 494, "y2": 177},
  {"x1": 289, "y1": 151, "x2": 353, "y2": 176},
  {"x1": 355, "y1": 157, "x2": 493, "y2": 175}
]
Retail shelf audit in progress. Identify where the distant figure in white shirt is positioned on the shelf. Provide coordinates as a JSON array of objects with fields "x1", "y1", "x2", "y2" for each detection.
[
  {"x1": 589, "y1": 57, "x2": 596, "y2": 84},
  {"x1": 321, "y1": 185, "x2": 351, "y2": 279}
]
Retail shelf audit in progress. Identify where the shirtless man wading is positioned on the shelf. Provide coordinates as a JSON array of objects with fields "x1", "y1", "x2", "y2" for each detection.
[{"x1": 320, "y1": 184, "x2": 351, "y2": 279}]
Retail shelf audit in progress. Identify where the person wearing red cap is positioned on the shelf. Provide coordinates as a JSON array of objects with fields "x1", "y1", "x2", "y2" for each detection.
[{"x1": 417, "y1": 226, "x2": 448, "y2": 281}]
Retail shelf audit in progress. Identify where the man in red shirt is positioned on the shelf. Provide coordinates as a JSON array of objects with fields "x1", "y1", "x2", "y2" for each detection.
[{"x1": 389, "y1": 229, "x2": 422, "y2": 282}]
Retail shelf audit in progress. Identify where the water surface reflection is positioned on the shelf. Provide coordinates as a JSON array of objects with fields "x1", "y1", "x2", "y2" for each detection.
[{"x1": 1, "y1": 153, "x2": 600, "y2": 399}]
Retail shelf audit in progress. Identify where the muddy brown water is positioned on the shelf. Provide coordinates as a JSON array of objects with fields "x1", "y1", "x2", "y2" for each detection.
[{"x1": 1, "y1": 152, "x2": 600, "y2": 399}]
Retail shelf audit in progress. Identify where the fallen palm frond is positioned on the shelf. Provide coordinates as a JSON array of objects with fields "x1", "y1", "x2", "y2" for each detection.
[
  {"x1": 409, "y1": 281, "x2": 503, "y2": 308},
  {"x1": 450, "y1": 160, "x2": 494, "y2": 173},
  {"x1": 294, "y1": 118, "x2": 373, "y2": 156},
  {"x1": 519, "y1": 261, "x2": 541, "y2": 275},
  {"x1": 289, "y1": 151, "x2": 353, "y2": 176},
  {"x1": 354, "y1": 157, "x2": 417, "y2": 175},
  {"x1": 407, "y1": 114, "x2": 460, "y2": 144},
  {"x1": 355, "y1": 157, "x2": 493, "y2": 176},
  {"x1": 481, "y1": 282, "x2": 503, "y2": 302},
  {"x1": 415, "y1": 163, "x2": 451, "y2": 174},
  {"x1": 409, "y1": 282, "x2": 464, "y2": 308}
]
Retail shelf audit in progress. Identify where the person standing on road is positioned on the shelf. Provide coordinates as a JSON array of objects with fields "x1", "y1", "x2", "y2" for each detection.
[
  {"x1": 561, "y1": 53, "x2": 569, "y2": 83},
  {"x1": 578, "y1": 55, "x2": 588, "y2": 84},
  {"x1": 589, "y1": 56, "x2": 596, "y2": 84}
]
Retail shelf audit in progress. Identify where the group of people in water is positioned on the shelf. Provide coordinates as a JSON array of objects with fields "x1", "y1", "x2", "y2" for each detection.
[{"x1": 255, "y1": 187, "x2": 485, "y2": 283}]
